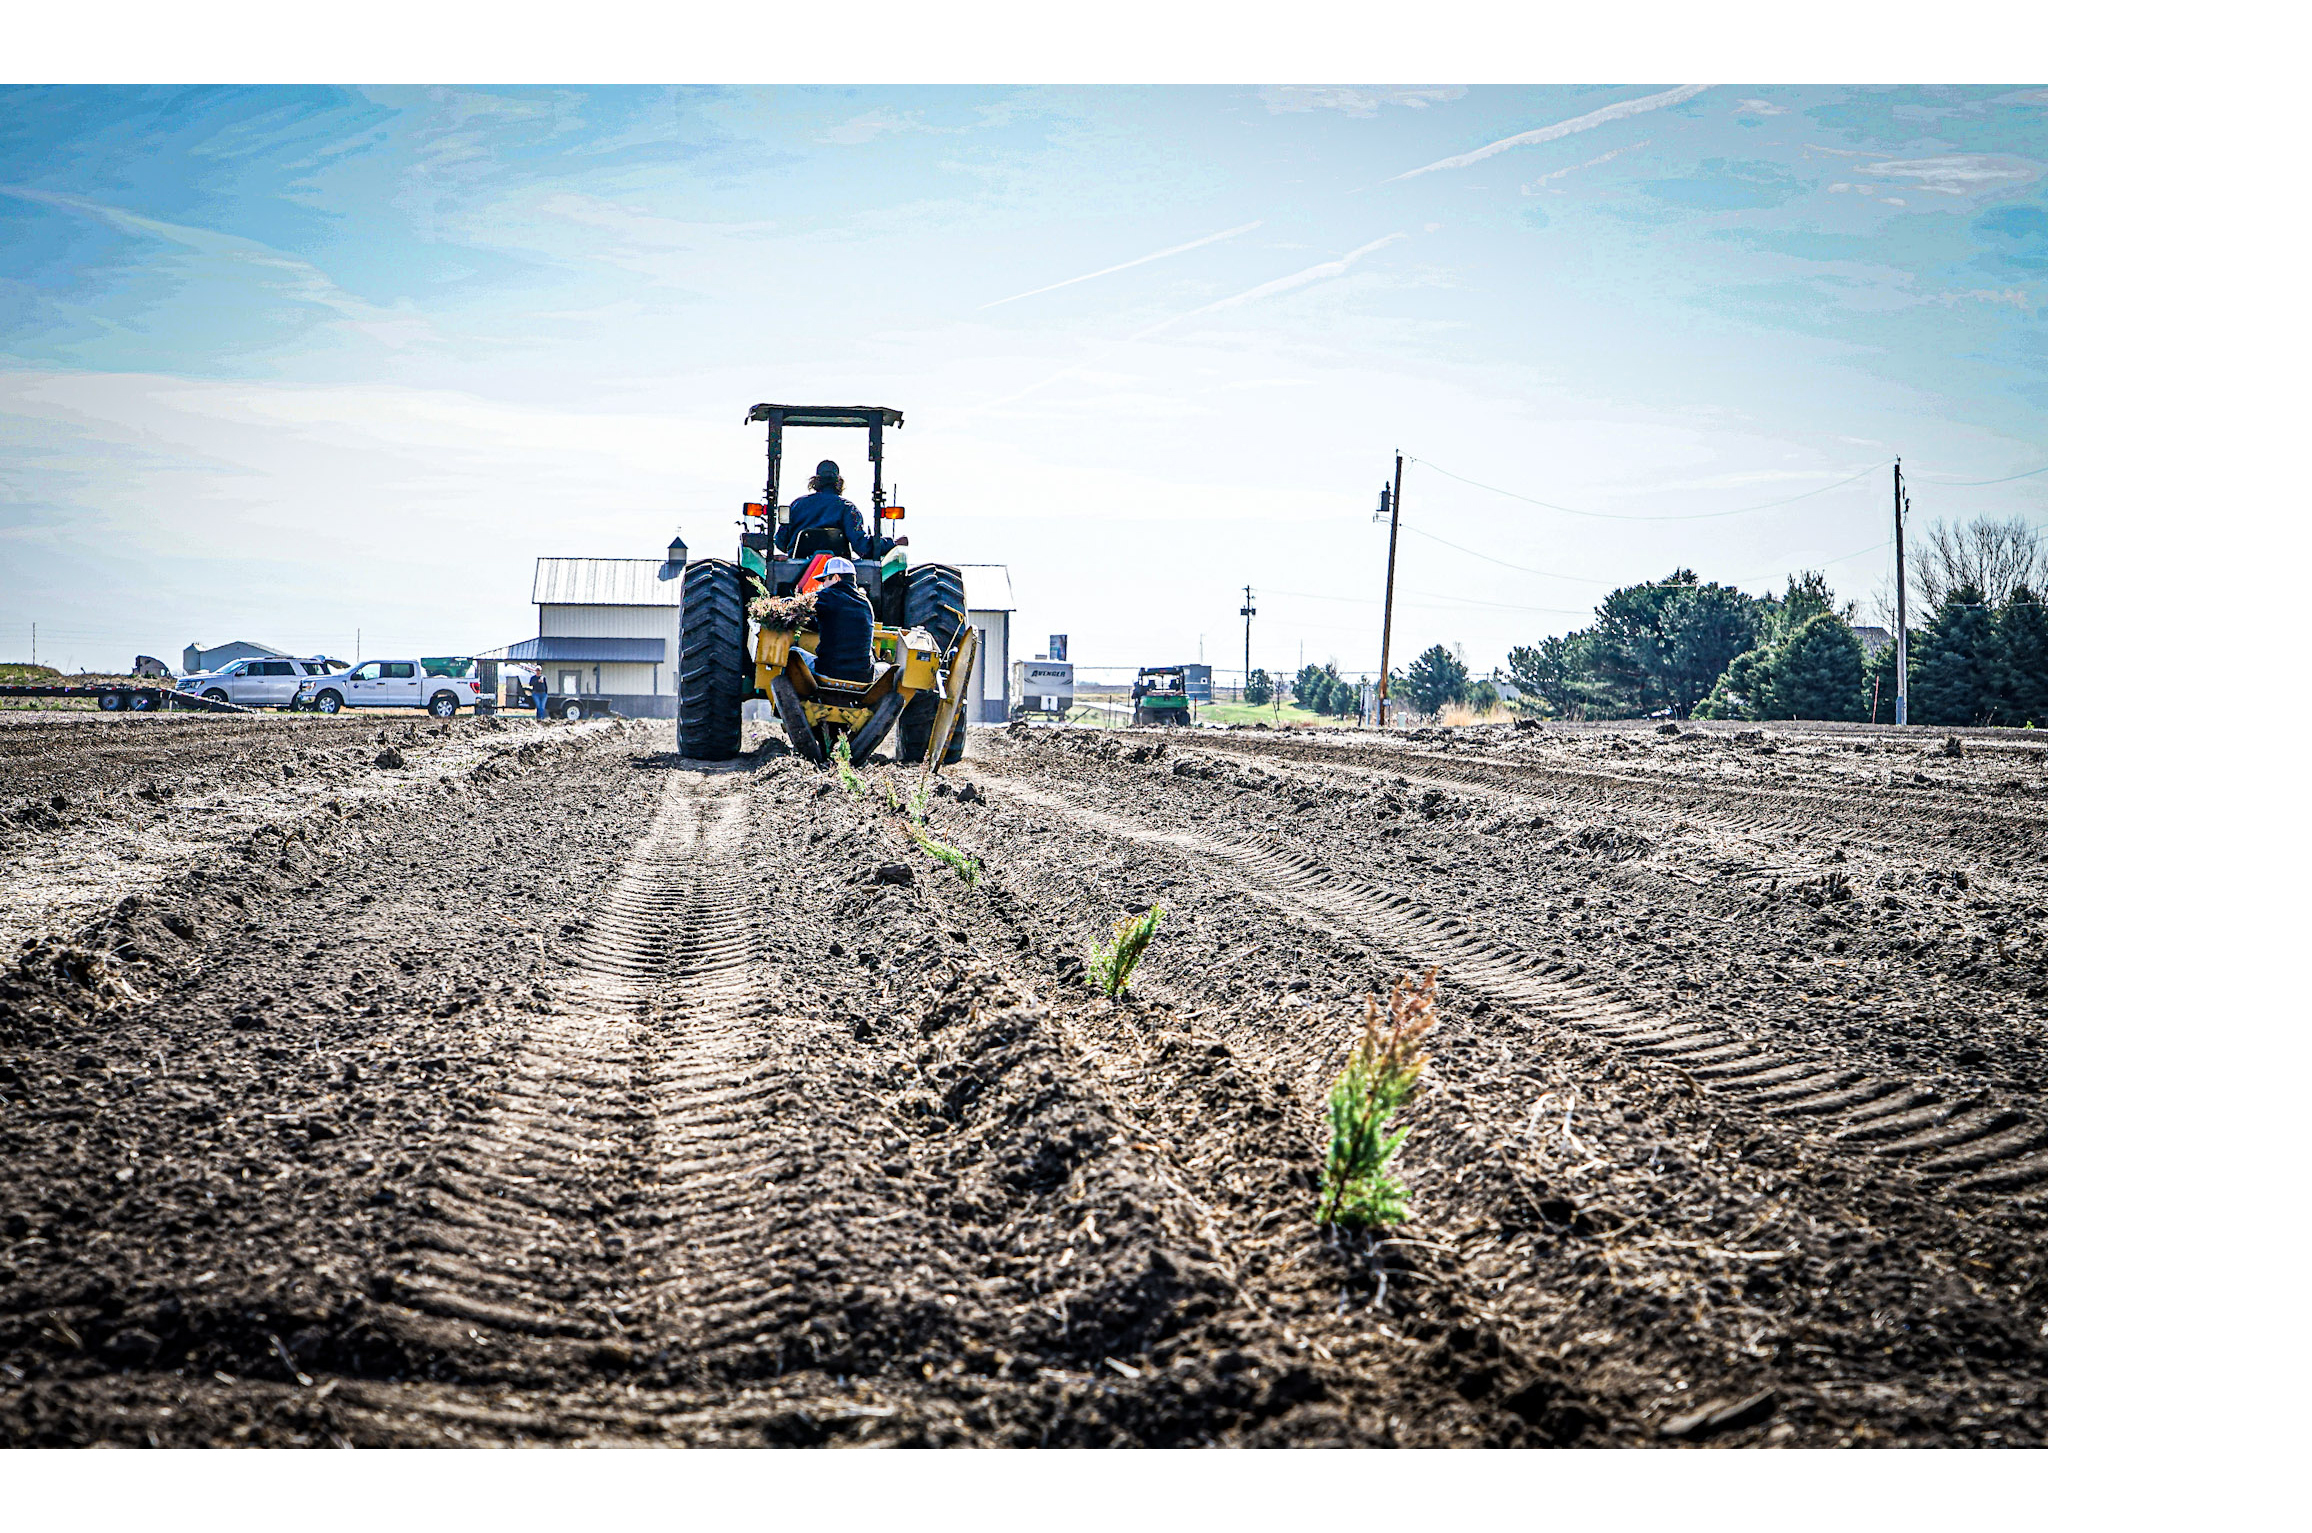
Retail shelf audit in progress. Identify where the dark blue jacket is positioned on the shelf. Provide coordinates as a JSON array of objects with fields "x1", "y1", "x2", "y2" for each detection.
[
  {"x1": 810, "y1": 580, "x2": 877, "y2": 683},
  {"x1": 778, "y1": 491, "x2": 875, "y2": 557}
]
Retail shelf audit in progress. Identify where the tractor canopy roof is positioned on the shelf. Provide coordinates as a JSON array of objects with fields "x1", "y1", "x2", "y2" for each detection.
[{"x1": 745, "y1": 404, "x2": 904, "y2": 429}]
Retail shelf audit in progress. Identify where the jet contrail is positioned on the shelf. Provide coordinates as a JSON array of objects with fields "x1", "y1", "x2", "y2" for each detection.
[
  {"x1": 1386, "y1": 84, "x2": 1711, "y2": 182},
  {"x1": 979, "y1": 220, "x2": 1264, "y2": 309},
  {"x1": 1133, "y1": 232, "x2": 1406, "y2": 340}
]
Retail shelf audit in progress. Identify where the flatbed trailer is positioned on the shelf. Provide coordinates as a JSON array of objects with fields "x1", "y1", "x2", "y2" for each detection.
[
  {"x1": 545, "y1": 694, "x2": 621, "y2": 722},
  {"x1": 0, "y1": 684, "x2": 256, "y2": 714}
]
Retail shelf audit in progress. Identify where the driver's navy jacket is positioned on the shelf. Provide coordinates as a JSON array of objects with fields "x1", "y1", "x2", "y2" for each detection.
[
  {"x1": 809, "y1": 580, "x2": 877, "y2": 683},
  {"x1": 777, "y1": 491, "x2": 876, "y2": 557}
]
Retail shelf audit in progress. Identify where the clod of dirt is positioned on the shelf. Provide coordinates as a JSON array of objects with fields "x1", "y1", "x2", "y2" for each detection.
[
  {"x1": 1656, "y1": 723, "x2": 1680, "y2": 736},
  {"x1": 373, "y1": 748, "x2": 406, "y2": 769},
  {"x1": 872, "y1": 862, "x2": 915, "y2": 886},
  {"x1": 1941, "y1": 737, "x2": 1966, "y2": 758}
]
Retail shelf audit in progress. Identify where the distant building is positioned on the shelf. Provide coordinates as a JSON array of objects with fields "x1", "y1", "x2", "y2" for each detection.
[
  {"x1": 183, "y1": 640, "x2": 285, "y2": 675},
  {"x1": 954, "y1": 564, "x2": 1015, "y2": 726},
  {"x1": 1851, "y1": 625, "x2": 1895, "y2": 656},
  {"x1": 503, "y1": 542, "x2": 1014, "y2": 724},
  {"x1": 512, "y1": 538, "x2": 688, "y2": 718}
]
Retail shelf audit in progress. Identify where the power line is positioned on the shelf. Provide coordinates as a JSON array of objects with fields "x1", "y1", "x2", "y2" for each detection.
[
  {"x1": 1399, "y1": 525, "x2": 1614, "y2": 582},
  {"x1": 1408, "y1": 456, "x2": 1894, "y2": 522},
  {"x1": 1909, "y1": 465, "x2": 2048, "y2": 486}
]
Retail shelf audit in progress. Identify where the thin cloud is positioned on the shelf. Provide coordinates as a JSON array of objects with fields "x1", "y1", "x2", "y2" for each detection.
[
  {"x1": 0, "y1": 186, "x2": 429, "y2": 347},
  {"x1": 1132, "y1": 233, "x2": 1405, "y2": 340},
  {"x1": 1387, "y1": 84, "x2": 1711, "y2": 181},
  {"x1": 1859, "y1": 155, "x2": 2041, "y2": 197},
  {"x1": 1259, "y1": 85, "x2": 1465, "y2": 117},
  {"x1": 979, "y1": 221, "x2": 1264, "y2": 310}
]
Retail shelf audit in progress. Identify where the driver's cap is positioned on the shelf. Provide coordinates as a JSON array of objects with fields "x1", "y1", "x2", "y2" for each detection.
[{"x1": 822, "y1": 557, "x2": 857, "y2": 578}]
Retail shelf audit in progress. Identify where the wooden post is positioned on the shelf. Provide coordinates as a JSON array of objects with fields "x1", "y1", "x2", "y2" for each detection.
[{"x1": 1377, "y1": 453, "x2": 1404, "y2": 727}]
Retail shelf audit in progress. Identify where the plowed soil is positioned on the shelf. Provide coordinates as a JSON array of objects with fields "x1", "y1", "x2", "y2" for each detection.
[{"x1": 1, "y1": 714, "x2": 2046, "y2": 1447}]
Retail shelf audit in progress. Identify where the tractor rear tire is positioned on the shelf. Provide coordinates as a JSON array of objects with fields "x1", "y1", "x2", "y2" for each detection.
[
  {"x1": 677, "y1": 557, "x2": 747, "y2": 761},
  {"x1": 896, "y1": 562, "x2": 969, "y2": 765}
]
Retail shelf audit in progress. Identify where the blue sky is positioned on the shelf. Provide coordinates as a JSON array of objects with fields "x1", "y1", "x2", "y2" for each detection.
[{"x1": 0, "y1": 83, "x2": 2045, "y2": 680}]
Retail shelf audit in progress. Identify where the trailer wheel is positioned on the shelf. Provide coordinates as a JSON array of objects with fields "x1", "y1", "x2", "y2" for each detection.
[
  {"x1": 98, "y1": 691, "x2": 123, "y2": 711},
  {"x1": 129, "y1": 691, "x2": 157, "y2": 711},
  {"x1": 896, "y1": 563, "x2": 969, "y2": 764},
  {"x1": 562, "y1": 700, "x2": 585, "y2": 722},
  {"x1": 677, "y1": 557, "x2": 747, "y2": 761}
]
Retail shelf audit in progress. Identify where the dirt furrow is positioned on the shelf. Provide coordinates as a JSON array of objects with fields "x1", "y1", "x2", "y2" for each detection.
[
  {"x1": 966, "y1": 768, "x2": 2042, "y2": 1198},
  {"x1": 1172, "y1": 726, "x2": 2046, "y2": 857}
]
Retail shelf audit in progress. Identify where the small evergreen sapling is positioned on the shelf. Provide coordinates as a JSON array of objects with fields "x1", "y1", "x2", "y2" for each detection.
[
  {"x1": 831, "y1": 736, "x2": 867, "y2": 797},
  {"x1": 1087, "y1": 906, "x2": 1163, "y2": 997},
  {"x1": 1318, "y1": 968, "x2": 1440, "y2": 1228}
]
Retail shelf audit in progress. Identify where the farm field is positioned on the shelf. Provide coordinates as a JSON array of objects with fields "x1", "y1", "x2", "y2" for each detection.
[{"x1": 0, "y1": 713, "x2": 2046, "y2": 1447}]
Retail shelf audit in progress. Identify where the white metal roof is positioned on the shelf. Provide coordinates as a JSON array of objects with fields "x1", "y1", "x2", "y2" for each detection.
[
  {"x1": 533, "y1": 558, "x2": 685, "y2": 607},
  {"x1": 957, "y1": 563, "x2": 1014, "y2": 612}
]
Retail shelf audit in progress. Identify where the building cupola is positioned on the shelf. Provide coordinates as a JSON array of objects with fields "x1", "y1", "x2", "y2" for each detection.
[{"x1": 668, "y1": 535, "x2": 688, "y2": 566}]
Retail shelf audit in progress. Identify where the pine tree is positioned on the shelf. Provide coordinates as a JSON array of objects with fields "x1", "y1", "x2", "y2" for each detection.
[
  {"x1": 1399, "y1": 644, "x2": 1469, "y2": 717},
  {"x1": 1244, "y1": 668, "x2": 1273, "y2": 706},
  {"x1": 1992, "y1": 586, "x2": 2048, "y2": 726},
  {"x1": 1761, "y1": 613, "x2": 1868, "y2": 721},
  {"x1": 1863, "y1": 633, "x2": 1901, "y2": 723},
  {"x1": 1694, "y1": 645, "x2": 1773, "y2": 719},
  {"x1": 1910, "y1": 584, "x2": 2001, "y2": 726}
]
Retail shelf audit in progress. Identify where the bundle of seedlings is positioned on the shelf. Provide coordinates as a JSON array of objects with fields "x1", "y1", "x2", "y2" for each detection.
[
  {"x1": 748, "y1": 589, "x2": 818, "y2": 629},
  {"x1": 1318, "y1": 967, "x2": 1439, "y2": 1228}
]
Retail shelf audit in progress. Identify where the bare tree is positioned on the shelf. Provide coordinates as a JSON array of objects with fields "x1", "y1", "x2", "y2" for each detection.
[
  {"x1": 1873, "y1": 515, "x2": 2049, "y2": 628},
  {"x1": 1916, "y1": 516, "x2": 2048, "y2": 608}
]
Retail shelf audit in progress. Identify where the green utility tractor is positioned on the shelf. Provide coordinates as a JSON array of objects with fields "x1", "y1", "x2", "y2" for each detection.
[
  {"x1": 676, "y1": 404, "x2": 975, "y2": 767},
  {"x1": 1131, "y1": 665, "x2": 1193, "y2": 727}
]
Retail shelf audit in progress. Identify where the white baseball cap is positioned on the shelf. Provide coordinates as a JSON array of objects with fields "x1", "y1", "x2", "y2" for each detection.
[{"x1": 821, "y1": 557, "x2": 857, "y2": 578}]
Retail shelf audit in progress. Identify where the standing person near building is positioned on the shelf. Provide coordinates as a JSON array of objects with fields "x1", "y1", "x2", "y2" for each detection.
[{"x1": 533, "y1": 667, "x2": 548, "y2": 721}]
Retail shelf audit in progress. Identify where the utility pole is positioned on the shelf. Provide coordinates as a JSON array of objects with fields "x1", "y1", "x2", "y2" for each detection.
[
  {"x1": 1239, "y1": 585, "x2": 1256, "y2": 702},
  {"x1": 1376, "y1": 452, "x2": 1404, "y2": 728},
  {"x1": 1893, "y1": 460, "x2": 1909, "y2": 727}
]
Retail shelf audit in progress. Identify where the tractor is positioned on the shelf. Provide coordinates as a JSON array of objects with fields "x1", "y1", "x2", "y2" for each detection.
[
  {"x1": 1131, "y1": 665, "x2": 1193, "y2": 727},
  {"x1": 675, "y1": 404, "x2": 976, "y2": 768}
]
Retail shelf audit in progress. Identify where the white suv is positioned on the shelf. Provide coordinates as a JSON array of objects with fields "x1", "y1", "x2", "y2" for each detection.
[
  {"x1": 175, "y1": 656, "x2": 344, "y2": 710},
  {"x1": 299, "y1": 658, "x2": 483, "y2": 717}
]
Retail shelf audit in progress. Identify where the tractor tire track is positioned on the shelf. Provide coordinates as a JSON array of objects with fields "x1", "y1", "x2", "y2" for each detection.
[
  {"x1": 971, "y1": 770, "x2": 2044, "y2": 1197},
  {"x1": 1169, "y1": 730, "x2": 2045, "y2": 855}
]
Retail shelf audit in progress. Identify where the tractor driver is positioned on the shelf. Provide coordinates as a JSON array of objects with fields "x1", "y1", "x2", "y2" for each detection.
[
  {"x1": 803, "y1": 557, "x2": 877, "y2": 685},
  {"x1": 777, "y1": 460, "x2": 908, "y2": 560}
]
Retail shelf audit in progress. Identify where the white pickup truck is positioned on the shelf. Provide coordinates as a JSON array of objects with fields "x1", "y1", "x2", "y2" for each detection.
[{"x1": 297, "y1": 658, "x2": 483, "y2": 717}]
